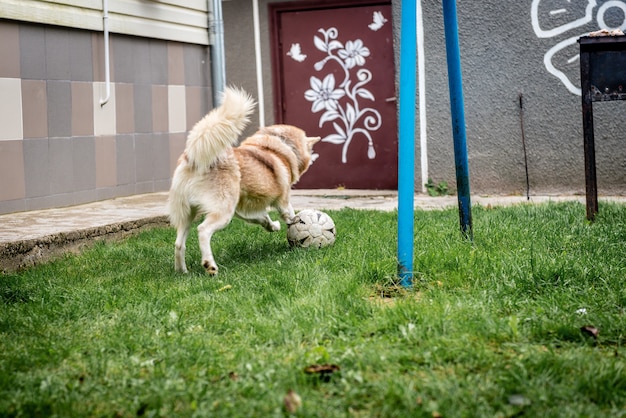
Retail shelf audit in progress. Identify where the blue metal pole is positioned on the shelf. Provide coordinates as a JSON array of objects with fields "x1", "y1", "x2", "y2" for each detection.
[
  {"x1": 442, "y1": 0, "x2": 473, "y2": 239},
  {"x1": 397, "y1": 0, "x2": 417, "y2": 287}
]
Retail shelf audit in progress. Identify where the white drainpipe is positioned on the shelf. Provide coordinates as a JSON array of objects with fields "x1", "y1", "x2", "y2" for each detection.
[
  {"x1": 209, "y1": 0, "x2": 226, "y2": 105},
  {"x1": 252, "y1": 0, "x2": 265, "y2": 126},
  {"x1": 100, "y1": 0, "x2": 111, "y2": 106},
  {"x1": 417, "y1": 0, "x2": 428, "y2": 192}
]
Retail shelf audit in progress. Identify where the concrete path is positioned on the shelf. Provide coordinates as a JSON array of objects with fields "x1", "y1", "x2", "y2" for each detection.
[{"x1": 1, "y1": 190, "x2": 624, "y2": 272}]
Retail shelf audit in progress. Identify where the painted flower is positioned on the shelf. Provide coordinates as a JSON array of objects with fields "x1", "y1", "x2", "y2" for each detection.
[
  {"x1": 304, "y1": 74, "x2": 345, "y2": 113},
  {"x1": 338, "y1": 40, "x2": 370, "y2": 69},
  {"x1": 302, "y1": 27, "x2": 382, "y2": 163}
]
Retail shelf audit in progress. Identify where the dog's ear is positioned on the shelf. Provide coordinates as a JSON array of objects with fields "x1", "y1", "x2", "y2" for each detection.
[{"x1": 307, "y1": 136, "x2": 321, "y2": 146}]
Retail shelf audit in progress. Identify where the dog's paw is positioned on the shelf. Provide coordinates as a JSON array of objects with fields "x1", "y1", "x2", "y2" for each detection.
[
  {"x1": 203, "y1": 261, "x2": 218, "y2": 276},
  {"x1": 264, "y1": 220, "x2": 281, "y2": 232},
  {"x1": 174, "y1": 263, "x2": 189, "y2": 274}
]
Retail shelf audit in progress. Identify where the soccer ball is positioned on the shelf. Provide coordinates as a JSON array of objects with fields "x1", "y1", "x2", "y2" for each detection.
[{"x1": 287, "y1": 209, "x2": 336, "y2": 248}]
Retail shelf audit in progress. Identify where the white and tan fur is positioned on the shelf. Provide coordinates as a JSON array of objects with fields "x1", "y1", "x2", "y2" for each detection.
[{"x1": 168, "y1": 87, "x2": 320, "y2": 275}]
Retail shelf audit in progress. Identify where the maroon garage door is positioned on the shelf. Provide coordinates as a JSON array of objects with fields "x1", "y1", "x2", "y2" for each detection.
[{"x1": 270, "y1": 0, "x2": 397, "y2": 189}]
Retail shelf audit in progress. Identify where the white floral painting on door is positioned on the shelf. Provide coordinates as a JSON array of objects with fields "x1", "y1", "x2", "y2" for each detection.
[{"x1": 286, "y1": 12, "x2": 388, "y2": 163}]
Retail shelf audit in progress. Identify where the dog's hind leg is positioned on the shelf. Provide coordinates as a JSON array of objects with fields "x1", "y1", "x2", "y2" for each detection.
[
  {"x1": 236, "y1": 211, "x2": 281, "y2": 232},
  {"x1": 197, "y1": 212, "x2": 232, "y2": 275},
  {"x1": 174, "y1": 224, "x2": 191, "y2": 273},
  {"x1": 172, "y1": 206, "x2": 196, "y2": 273}
]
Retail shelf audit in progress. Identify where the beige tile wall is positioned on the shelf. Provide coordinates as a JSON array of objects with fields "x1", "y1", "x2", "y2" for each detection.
[
  {"x1": 168, "y1": 85, "x2": 187, "y2": 133},
  {"x1": 115, "y1": 83, "x2": 135, "y2": 134},
  {"x1": 152, "y1": 85, "x2": 169, "y2": 133},
  {"x1": 0, "y1": 78, "x2": 23, "y2": 140},
  {"x1": 95, "y1": 136, "x2": 117, "y2": 188},
  {"x1": 0, "y1": 21, "x2": 213, "y2": 215},
  {"x1": 71, "y1": 82, "x2": 94, "y2": 136},
  {"x1": 21, "y1": 80, "x2": 48, "y2": 138},
  {"x1": 0, "y1": 141, "x2": 26, "y2": 201},
  {"x1": 0, "y1": 22, "x2": 20, "y2": 78},
  {"x1": 93, "y1": 82, "x2": 117, "y2": 136}
]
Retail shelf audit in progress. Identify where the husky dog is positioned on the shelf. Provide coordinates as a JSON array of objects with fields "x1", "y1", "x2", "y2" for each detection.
[{"x1": 168, "y1": 87, "x2": 320, "y2": 275}]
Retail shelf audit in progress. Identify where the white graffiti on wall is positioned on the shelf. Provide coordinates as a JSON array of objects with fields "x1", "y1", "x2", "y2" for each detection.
[
  {"x1": 532, "y1": 0, "x2": 626, "y2": 95},
  {"x1": 286, "y1": 12, "x2": 387, "y2": 163}
]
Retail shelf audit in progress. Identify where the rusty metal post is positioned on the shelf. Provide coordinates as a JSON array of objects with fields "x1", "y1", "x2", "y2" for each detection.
[{"x1": 579, "y1": 48, "x2": 598, "y2": 221}]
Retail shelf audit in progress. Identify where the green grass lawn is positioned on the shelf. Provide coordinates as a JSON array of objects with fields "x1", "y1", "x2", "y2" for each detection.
[{"x1": 1, "y1": 202, "x2": 625, "y2": 417}]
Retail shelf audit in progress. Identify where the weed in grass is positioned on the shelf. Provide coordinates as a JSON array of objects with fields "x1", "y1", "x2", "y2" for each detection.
[
  {"x1": 425, "y1": 178, "x2": 450, "y2": 197},
  {"x1": 1, "y1": 202, "x2": 625, "y2": 416}
]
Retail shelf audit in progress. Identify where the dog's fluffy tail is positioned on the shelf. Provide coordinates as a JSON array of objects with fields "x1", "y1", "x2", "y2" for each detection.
[
  {"x1": 184, "y1": 87, "x2": 255, "y2": 173},
  {"x1": 168, "y1": 87, "x2": 254, "y2": 229}
]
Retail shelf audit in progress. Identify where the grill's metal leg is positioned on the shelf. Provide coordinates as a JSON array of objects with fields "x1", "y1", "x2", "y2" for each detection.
[
  {"x1": 583, "y1": 105, "x2": 598, "y2": 222},
  {"x1": 580, "y1": 49, "x2": 598, "y2": 222}
]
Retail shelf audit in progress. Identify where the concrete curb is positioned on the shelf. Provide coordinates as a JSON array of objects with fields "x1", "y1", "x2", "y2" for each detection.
[{"x1": 1, "y1": 216, "x2": 169, "y2": 273}]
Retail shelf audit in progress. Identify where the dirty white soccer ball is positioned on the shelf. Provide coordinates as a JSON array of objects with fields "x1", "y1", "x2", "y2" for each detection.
[{"x1": 287, "y1": 209, "x2": 336, "y2": 248}]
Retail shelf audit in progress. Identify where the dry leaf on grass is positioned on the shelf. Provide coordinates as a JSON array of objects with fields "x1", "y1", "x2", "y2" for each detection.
[
  {"x1": 304, "y1": 364, "x2": 340, "y2": 382},
  {"x1": 284, "y1": 389, "x2": 302, "y2": 413}
]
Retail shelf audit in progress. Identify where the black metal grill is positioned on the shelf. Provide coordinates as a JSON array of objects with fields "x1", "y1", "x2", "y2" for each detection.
[{"x1": 578, "y1": 35, "x2": 626, "y2": 221}]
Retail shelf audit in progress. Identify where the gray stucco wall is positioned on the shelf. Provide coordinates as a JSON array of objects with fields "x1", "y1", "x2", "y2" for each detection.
[
  {"x1": 415, "y1": 0, "x2": 626, "y2": 196},
  {"x1": 224, "y1": 0, "x2": 626, "y2": 195}
]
